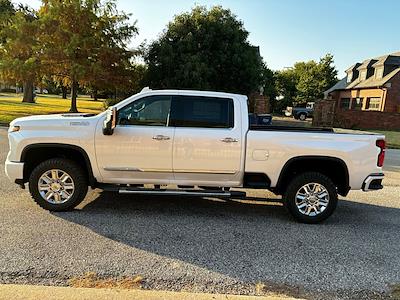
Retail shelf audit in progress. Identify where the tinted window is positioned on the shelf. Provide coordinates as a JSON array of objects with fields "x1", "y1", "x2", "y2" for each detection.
[
  {"x1": 117, "y1": 95, "x2": 171, "y2": 126},
  {"x1": 171, "y1": 96, "x2": 234, "y2": 128}
]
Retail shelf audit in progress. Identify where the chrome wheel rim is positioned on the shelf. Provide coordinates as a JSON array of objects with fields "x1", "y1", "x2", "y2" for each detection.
[
  {"x1": 38, "y1": 169, "x2": 75, "y2": 204},
  {"x1": 295, "y1": 183, "x2": 329, "y2": 217}
]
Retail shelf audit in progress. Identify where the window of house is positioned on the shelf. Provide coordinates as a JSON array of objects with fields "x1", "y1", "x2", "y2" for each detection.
[
  {"x1": 366, "y1": 97, "x2": 381, "y2": 111},
  {"x1": 340, "y1": 98, "x2": 351, "y2": 110},
  {"x1": 351, "y1": 97, "x2": 363, "y2": 110}
]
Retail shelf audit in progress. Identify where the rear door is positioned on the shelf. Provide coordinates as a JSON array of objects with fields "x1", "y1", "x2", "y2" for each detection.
[{"x1": 170, "y1": 95, "x2": 243, "y2": 186}]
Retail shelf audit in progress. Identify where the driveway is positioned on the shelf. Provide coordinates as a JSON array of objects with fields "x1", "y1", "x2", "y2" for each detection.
[{"x1": 0, "y1": 128, "x2": 399, "y2": 300}]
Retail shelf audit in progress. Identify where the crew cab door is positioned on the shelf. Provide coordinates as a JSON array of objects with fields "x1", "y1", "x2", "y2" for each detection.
[
  {"x1": 95, "y1": 95, "x2": 174, "y2": 184},
  {"x1": 170, "y1": 95, "x2": 243, "y2": 186}
]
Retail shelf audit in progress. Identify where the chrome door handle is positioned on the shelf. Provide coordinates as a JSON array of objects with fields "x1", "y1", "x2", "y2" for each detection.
[
  {"x1": 152, "y1": 135, "x2": 170, "y2": 141},
  {"x1": 221, "y1": 137, "x2": 238, "y2": 143}
]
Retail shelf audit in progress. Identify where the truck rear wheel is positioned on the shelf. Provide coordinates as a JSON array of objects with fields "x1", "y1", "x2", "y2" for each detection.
[
  {"x1": 283, "y1": 172, "x2": 337, "y2": 223},
  {"x1": 29, "y1": 158, "x2": 88, "y2": 211}
]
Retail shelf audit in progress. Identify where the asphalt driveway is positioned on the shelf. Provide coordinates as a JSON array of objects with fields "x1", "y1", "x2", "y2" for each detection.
[{"x1": 0, "y1": 128, "x2": 399, "y2": 300}]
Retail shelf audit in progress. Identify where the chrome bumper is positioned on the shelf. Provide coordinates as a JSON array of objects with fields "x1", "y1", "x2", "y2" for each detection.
[{"x1": 362, "y1": 173, "x2": 384, "y2": 191}]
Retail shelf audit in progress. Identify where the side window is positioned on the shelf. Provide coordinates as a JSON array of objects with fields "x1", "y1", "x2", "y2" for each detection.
[
  {"x1": 171, "y1": 96, "x2": 234, "y2": 128},
  {"x1": 117, "y1": 95, "x2": 171, "y2": 126}
]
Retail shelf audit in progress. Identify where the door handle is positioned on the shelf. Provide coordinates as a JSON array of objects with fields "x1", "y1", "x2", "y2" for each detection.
[
  {"x1": 152, "y1": 135, "x2": 170, "y2": 141},
  {"x1": 221, "y1": 137, "x2": 238, "y2": 143}
]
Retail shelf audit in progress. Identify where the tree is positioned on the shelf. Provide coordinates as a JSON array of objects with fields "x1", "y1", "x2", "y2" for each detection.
[
  {"x1": 260, "y1": 64, "x2": 277, "y2": 111},
  {"x1": 144, "y1": 6, "x2": 263, "y2": 95},
  {"x1": 0, "y1": 4, "x2": 40, "y2": 103},
  {"x1": 275, "y1": 67, "x2": 298, "y2": 111},
  {"x1": 275, "y1": 54, "x2": 338, "y2": 108},
  {"x1": 295, "y1": 54, "x2": 338, "y2": 104},
  {"x1": 38, "y1": 0, "x2": 137, "y2": 112}
]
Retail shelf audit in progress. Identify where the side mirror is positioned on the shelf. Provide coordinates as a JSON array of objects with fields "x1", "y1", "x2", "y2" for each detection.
[{"x1": 102, "y1": 107, "x2": 117, "y2": 135}]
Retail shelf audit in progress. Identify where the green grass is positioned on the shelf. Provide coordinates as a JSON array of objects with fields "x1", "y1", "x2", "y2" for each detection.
[
  {"x1": 367, "y1": 129, "x2": 400, "y2": 149},
  {"x1": 0, "y1": 93, "x2": 104, "y2": 124}
]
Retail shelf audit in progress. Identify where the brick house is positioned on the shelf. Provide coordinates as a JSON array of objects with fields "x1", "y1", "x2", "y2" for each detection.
[{"x1": 314, "y1": 52, "x2": 400, "y2": 129}]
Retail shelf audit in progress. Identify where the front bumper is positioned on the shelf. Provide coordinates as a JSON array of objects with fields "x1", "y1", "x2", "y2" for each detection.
[
  {"x1": 5, "y1": 159, "x2": 24, "y2": 183},
  {"x1": 362, "y1": 173, "x2": 384, "y2": 191}
]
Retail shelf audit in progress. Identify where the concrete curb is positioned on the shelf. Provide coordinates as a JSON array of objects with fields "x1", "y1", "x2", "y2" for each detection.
[{"x1": 0, "y1": 284, "x2": 303, "y2": 300}]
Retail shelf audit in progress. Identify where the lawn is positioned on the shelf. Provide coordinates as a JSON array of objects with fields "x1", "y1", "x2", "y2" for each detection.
[
  {"x1": 366, "y1": 129, "x2": 400, "y2": 149},
  {"x1": 0, "y1": 93, "x2": 104, "y2": 125}
]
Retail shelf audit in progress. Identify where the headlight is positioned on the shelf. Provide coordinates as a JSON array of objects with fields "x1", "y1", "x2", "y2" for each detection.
[{"x1": 9, "y1": 125, "x2": 20, "y2": 133}]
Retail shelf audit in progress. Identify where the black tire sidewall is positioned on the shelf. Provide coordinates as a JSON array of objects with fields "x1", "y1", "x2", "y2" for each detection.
[
  {"x1": 283, "y1": 172, "x2": 338, "y2": 223},
  {"x1": 29, "y1": 158, "x2": 88, "y2": 211}
]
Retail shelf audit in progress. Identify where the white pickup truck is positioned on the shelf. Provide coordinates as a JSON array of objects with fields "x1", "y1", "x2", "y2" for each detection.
[{"x1": 5, "y1": 89, "x2": 386, "y2": 223}]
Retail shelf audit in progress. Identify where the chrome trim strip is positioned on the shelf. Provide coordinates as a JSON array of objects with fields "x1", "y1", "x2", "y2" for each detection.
[
  {"x1": 173, "y1": 169, "x2": 237, "y2": 174},
  {"x1": 103, "y1": 167, "x2": 236, "y2": 174},
  {"x1": 103, "y1": 167, "x2": 143, "y2": 172}
]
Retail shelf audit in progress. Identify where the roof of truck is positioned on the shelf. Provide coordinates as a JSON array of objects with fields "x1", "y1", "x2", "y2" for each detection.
[{"x1": 139, "y1": 87, "x2": 248, "y2": 99}]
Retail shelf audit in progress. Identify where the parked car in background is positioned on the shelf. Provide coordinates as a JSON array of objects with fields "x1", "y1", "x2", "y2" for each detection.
[
  {"x1": 248, "y1": 113, "x2": 272, "y2": 126},
  {"x1": 292, "y1": 102, "x2": 315, "y2": 121}
]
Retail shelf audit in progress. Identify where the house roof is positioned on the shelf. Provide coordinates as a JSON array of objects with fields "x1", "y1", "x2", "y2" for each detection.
[
  {"x1": 351, "y1": 67, "x2": 400, "y2": 89},
  {"x1": 356, "y1": 59, "x2": 378, "y2": 71},
  {"x1": 325, "y1": 51, "x2": 400, "y2": 95},
  {"x1": 323, "y1": 77, "x2": 347, "y2": 98},
  {"x1": 345, "y1": 63, "x2": 361, "y2": 73}
]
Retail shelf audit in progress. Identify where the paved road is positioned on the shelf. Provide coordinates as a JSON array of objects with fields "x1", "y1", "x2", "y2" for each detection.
[
  {"x1": 0, "y1": 128, "x2": 399, "y2": 300},
  {"x1": 385, "y1": 149, "x2": 400, "y2": 172}
]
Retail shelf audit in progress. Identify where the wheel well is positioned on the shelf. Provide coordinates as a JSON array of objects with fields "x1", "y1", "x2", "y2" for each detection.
[
  {"x1": 275, "y1": 156, "x2": 350, "y2": 196},
  {"x1": 21, "y1": 144, "x2": 96, "y2": 187}
]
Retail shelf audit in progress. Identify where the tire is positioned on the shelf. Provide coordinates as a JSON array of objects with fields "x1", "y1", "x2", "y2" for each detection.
[
  {"x1": 299, "y1": 113, "x2": 307, "y2": 121},
  {"x1": 29, "y1": 158, "x2": 88, "y2": 211},
  {"x1": 283, "y1": 172, "x2": 337, "y2": 223}
]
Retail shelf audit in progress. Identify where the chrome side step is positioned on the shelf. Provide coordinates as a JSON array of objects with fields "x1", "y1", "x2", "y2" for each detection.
[
  {"x1": 98, "y1": 184, "x2": 246, "y2": 198},
  {"x1": 120, "y1": 189, "x2": 236, "y2": 198}
]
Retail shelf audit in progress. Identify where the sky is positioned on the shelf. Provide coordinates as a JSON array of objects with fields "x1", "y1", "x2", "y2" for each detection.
[{"x1": 21, "y1": 0, "x2": 400, "y2": 76}]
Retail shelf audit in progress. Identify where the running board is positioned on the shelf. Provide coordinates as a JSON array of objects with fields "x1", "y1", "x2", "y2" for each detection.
[{"x1": 99, "y1": 185, "x2": 246, "y2": 198}]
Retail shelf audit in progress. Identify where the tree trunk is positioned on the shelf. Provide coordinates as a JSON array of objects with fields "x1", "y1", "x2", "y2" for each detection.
[
  {"x1": 93, "y1": 88, "x2": 98, "y2": 101},
  {"x1": 70, "y1": 81, "x2": 78, "y2": 112},
  {"x1": 22, "y1": 81, "x2": 35, "y2": 103},
  {"x1": 61, "y1": 85, "x2": 67, "y2": 99}
]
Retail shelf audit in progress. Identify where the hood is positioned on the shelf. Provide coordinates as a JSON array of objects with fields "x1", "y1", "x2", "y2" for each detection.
[{"x1": 10, "y1": 113, "x2": 102, "y2": 131}]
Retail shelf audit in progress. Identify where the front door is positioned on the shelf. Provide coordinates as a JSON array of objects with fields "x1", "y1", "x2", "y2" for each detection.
[{"x1": 95, "y1": 95, "x2": 174, "y2": 184}]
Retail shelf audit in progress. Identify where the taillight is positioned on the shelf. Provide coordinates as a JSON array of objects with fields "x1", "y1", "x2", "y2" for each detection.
[{"x1": 376, "y1": 139, "x2": 385, "y2": 167}]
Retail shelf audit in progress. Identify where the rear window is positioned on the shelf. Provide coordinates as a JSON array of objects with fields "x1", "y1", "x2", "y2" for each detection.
[{"x1": 171, "y1": 96, "x2": 234, "y2": 128}]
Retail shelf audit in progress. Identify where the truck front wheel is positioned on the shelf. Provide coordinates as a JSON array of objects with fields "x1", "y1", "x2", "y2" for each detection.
[
  {"x1": 283, "y1": 172, "x2": 337, "y2": 223},
  {"x1": 29, "y1": 158, "x2": 88, "y2": 211}
]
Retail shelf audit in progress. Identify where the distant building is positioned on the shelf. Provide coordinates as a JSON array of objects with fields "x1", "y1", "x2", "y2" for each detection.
[
  {"x1": 313, "y1": 52, "x2": 400, "y2": 129},
  {"x1": 325, "y1": 52, "x2": 400, "y2": 113}
]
